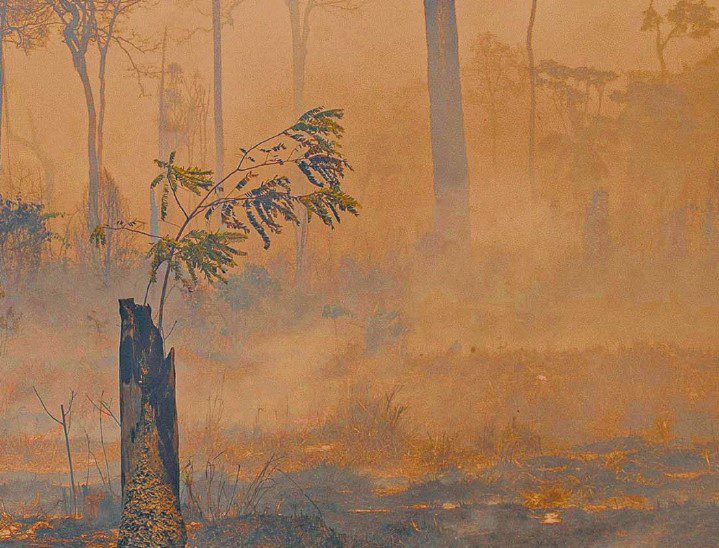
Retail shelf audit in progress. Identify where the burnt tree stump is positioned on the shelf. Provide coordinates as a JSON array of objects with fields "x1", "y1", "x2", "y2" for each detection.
[{"x1": 118, "y1": 299, "x2": 186, "y2": 547}]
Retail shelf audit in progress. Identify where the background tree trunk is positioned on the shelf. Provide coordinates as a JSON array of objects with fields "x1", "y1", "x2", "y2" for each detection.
[
  {"x1": 527, "y1": 0, "x2": 538, "y2": 195},
  {"x1": 153, "y1": 27, "x2": 169, "y2": 241},
  {"x1": 97, "y1": 40, "x2": 113, "y2": 282},
  {"x1": 75, "y1": 57, "x2": 101, "y2": 231},
  {"x1": 423, "y1": 0, "x2": 471, "y2": 247},
  {"x1": 212, "y1": 0, "x2": 224, "y2": 184},
  {"x1": 97, "y1": 50, "x2": 108, "y2": 170},
  {"x1": 287, "y1": 0, "x2": 307, "y2": 116},
  {"x1": 0, "y1": 0, "x2": 5, "y2": 176},
  {"x1": 118, "y1": 299, "x2": 186, "y2": 547},
  {"x1": 288, "y1": 0, "x2": 310, "y2": 286}
]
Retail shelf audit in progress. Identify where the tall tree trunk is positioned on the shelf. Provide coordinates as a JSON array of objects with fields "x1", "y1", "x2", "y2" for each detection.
[
  {"x1": 75, "y1": 57, "x2": 101, "y2": 231},
  {"x1": 118, "y1": 299, "x2": 186, "y2": 547},
  {"x1": 97, "y1": 50, "x2": 108, "y2": 169},
  {"x1": 154, "y1": 27, "x2": 169, "y2": 241},
  {"x1": 96, "y1": 5, "x2": 120, "y2": 171},
  {"x1": 423, "y1": 0, "x2": 471, "y2": 246},
  {"x1": 212, "y1": 0, "x2": 224, "y2": 183},
  {"x1": 0, "y1": 0, "x2": 6, "y2": 175},
  {"x1": 526, "y1": 0, "x2": 538, "y2": 195},
  {"x1": 288, "y1": 0, "x2": 309, "y2": 286},
  {"x1": 288, "y1": 0, "x2": 307, "y2": 116},
  {"x1": 97, "y1": 49, "x2": 113, "y2": 282}
]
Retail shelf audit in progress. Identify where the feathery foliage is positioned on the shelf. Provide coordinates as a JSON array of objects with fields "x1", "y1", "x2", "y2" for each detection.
[{"x1": 92, "y1": 107, "x2": 360, "y2": 329}]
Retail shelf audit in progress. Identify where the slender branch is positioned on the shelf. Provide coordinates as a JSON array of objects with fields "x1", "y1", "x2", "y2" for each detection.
[
  {"x1": 85, "y1": 430, "x2": 109, "y2": 491},
  {"x1": 101, "y1": 224, "x2": 161, "y2": 240},
  {"x1": 170, "y1": 185, "x2": 190, "y2": 220},
  {"x1": 33, "y1": 386, "x2": 62, "y2": 425},
  {"x1": 160, "y1": 218, "x2": 183, "y2": 229},
  {"x1": 87, "y1": 394, "x2": 120, "y2": 427},
  {"x1": 155, "y1": 123, "x2": 296, "y2": 332},
  {"x1": 66, "y1": 390, "x2": 76, "y2": 419}
]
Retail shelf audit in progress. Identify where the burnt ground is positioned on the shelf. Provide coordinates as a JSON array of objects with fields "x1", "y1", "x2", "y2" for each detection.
[{"x1": 1, "y1": 436, "x2": 719, "y2": 546}]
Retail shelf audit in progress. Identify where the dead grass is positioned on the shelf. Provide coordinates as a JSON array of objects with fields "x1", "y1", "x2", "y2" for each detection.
[{"x1": 523, "y1": 484, "x2": 579, "y2": 509}]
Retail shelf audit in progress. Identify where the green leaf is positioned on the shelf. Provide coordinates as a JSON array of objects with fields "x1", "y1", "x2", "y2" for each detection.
[{"x1": 90, "y1": 225, "x2": 106, "y2": 247}]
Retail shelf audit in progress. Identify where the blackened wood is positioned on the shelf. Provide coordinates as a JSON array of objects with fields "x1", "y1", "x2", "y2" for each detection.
[{"x1": 118, "y1": 298, "x2": 185, "y2": 546}]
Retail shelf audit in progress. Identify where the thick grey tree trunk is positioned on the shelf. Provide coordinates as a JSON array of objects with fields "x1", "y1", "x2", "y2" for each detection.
[
  {"x1": 118, "y1": 299, "x2": 186, "y2": 547},
  {"x1": 423, "y1": 0, "x2": 471, "y2": 247}
]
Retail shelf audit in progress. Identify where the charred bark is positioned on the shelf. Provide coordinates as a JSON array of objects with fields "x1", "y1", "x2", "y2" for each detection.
[{"x1": 118, "y1": 299, "x2": 186, "y2": 547}]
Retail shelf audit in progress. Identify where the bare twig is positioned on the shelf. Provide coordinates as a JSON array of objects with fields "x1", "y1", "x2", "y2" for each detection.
[{"x1": 33, "y1": 387, "x2": 79, "y2": 516}]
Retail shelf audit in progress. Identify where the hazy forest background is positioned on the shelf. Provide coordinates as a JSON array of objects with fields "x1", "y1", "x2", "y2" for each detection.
[{"x1": 3, "y1": 0, "x2": 719, "y2": 545}]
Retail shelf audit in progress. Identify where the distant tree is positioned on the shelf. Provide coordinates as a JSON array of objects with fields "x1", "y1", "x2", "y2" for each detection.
[
  {"x1": 152, "y1": 26, "x2": 168, "y2": 240},
  {"x1": 284, "y1": 0, "x2": 365, "y2": 285},
  {"x1": 46, "y1": 0, "x2": 151, "y2": 230},
  {"x1": 156, "y1": 26, "x2": 210, "y2": 238},
  {"x1": 642, "y1": 0, "x2": 719, "y2": 79},
  {"x1": 423, "y1": 0, "x2": 470, "y2": 248},
  {"x1": 47, "y1": 0, "x2": 99, "y2": 229},
  {"x1": 161, "y1": 63, "x2": 188, "y2": 155},
  {"x1": 184, "y1": 73, "x2": 210, "y2": 167},
  {"x1": 97, "y1": 169, "x2": 130, "y2": 282},
  {"x1": 0, "y1": 0, "x2": 51, "y2": 173},
  {"x1": 160, "y1": 62, "x2": 209, "y2": 167},
  {"x1": 0, "y1": 194, "x2": 54, "y2": 289},
  {"x1": 8, "y1": 108, "x2": 55, "y2": 203},
  {"x1": 173, "y1": 0, "x2": 245, "y2": 219},
  {"x1": 93, "y1": 0, "x2": 153, "y2": 169},
  {"x1": 612, "y1": 72, "x2": 695, "y2": 258},
  {"x1": 537, "y1": 61, "x2": 618, "y2": 193},
  {"x1": 284, "y1": 0, "x2": 364, "y2": 115},
  {"x1": 536, "y1": 60, "x2": 618, "y2": 262},
  {"x1": 156, "y1": 49, "x2": 210, "y2": 238},
  {"x1": 526, "y1": 0, "x2": 539, "y2": 193},
  {"x1": 0, "y1": 196, "x2": 56, "y2": 287},
  {"x1": 469, "y1": 32, "x2": 525, "y2": 174},
  {"x1": 92, "y1": 108, "x2": 359, "y2": 545},
  {"x1": 210, "y1": 0, "x2": 244, "y2": 188}
]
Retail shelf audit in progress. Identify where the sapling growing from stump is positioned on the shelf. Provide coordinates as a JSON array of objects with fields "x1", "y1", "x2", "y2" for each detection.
[{"x1": 92, "y1": 108, "x2": 359, "y2": 546}]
